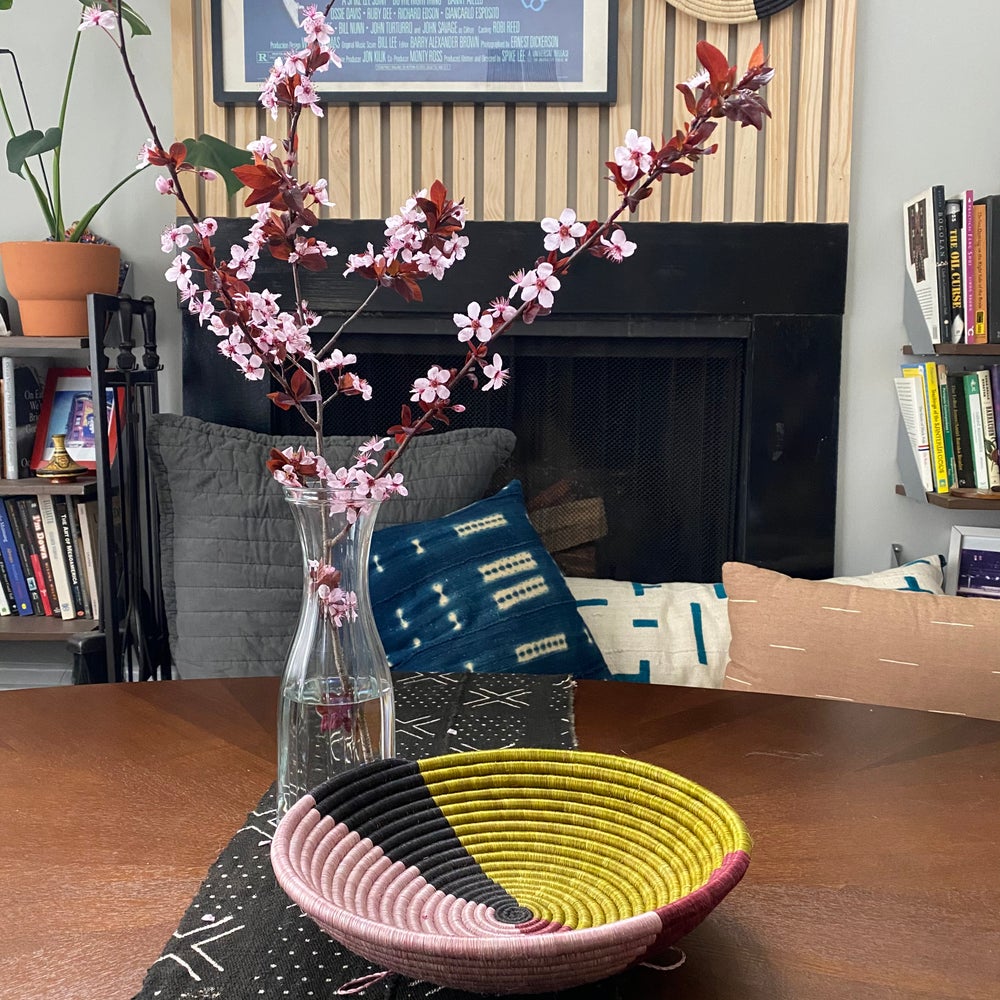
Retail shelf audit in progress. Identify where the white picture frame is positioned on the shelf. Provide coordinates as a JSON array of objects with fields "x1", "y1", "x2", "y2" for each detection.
[{"x1": 944, "y1": 525, "x2": 1000, "y2": 599}]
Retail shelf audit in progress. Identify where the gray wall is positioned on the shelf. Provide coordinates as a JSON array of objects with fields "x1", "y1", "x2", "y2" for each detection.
[
  {"x1": 839, "y1": 0, "x2": 1000, "y2": 574},
  {"x1": 3, "y1": 0, "x2": 999, "y2": 592}
]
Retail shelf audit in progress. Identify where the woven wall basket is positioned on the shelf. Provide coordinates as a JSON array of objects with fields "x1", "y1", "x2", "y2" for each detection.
[
  {"x1": 271, "y1": 748, "x2": 752, "y2": 994},
  {"x1": 667, "y1": 0, "x2": 799, "y2": 23}
]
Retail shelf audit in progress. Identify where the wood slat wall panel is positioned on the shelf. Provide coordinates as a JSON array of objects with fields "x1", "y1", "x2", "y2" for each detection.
[
  {"x1": 172, "y1": 0, "x2": 856, "y2": 225},
  {"x1": 325, "y1": 105, "x2": 351, "y2": 219},
  {"x1": 668, "y1": 11, "x2": 699, "y2": 222},
  {"x1": 825, "y1": 0, "x2": 856, "y2": 223},
  {"x1": 700, "y1": 20, "x2": 731, "y2": 223},
  {"x1": 544, "y1": 106, "x2": 570, "y2": 217},
  {"x1": 763, "y1": 6, "x2": 794, "y2": 221},
  {"x1": 420, "y1": 105, "x2": 445, "y2": 192},
  {"x1": 795, "y1": 0, "x2": 827, "y2": 221},
  {"x1": 641, "y1": 0, "x2": 668, "y2": 220},
  {"x1": 514, "y1": 106, "x2": 537, "y2": 220},
  {"x1": 357, "y1": 106, "x2": 382, "y2": 218},
  {"x1": 452, "y1": 105, "x2": 476, "y2": 218},
  {"x1": 732, "y1": 21, "x2": 763, "y2": 222}
]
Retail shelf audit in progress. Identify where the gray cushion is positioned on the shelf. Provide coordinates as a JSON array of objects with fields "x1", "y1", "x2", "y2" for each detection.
[{"x1": 146, "y1": 414, "x2": 515, "y2": 679}]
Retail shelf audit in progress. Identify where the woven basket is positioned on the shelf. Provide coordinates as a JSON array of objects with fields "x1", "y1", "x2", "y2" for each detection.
[{"x1": 271, "y1": 748, "x2": 751, "y2": 994}]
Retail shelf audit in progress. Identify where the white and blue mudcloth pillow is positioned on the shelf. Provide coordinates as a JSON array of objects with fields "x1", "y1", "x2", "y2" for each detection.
[{"x1": 369, "y1": 480, "x2": 611, "y2": 680}]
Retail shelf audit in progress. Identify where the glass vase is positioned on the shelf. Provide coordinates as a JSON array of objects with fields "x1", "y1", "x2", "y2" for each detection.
[{"x1": 276, "y1": 486, "x2": 395, "y2": 819}]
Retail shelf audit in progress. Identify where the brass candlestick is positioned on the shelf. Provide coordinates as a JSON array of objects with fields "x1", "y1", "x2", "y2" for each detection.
[{"x1": 35, "y1": 434, "x2": 87, "y2": 483}]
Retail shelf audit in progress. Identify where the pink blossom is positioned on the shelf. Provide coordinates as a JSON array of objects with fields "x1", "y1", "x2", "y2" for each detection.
[
  {"x1": 195, "y1": 219, "x2": 218, "y2": 238},
  {"x1": 247, "y1": 135, "x2": 278, "y2": 158},
  {"x1": 600, "y1": 228, "x2": 637, "y2": 263},
  {"x1": 488, "y1": 297, "x2": 518, "y2": 326},
  {"x1": 79, "y1": 5, "x2": 116, "y2": 31},
  {"x1": 411, "y1": 366, "x2": 451, "y2": 405},
  {"x1": 481, "y1": 354, "x2": 509, "y2": 391},
  {"x1": 295, "y1": 79, "x2": 324, "y2": 117},
  {"x1": 154, "y1": 175, "x2": 176, "y2": 196},
  {"x1": 299, "y1": 5, "x2": 334, "y2": 48},
  {"x1": 540, "y1": 208, "x2": 586, "y2": 254},
  {"x1": 518, "y1": 262, "x2": 560, "y2": 309},
  {"x1": 614, "y1": 128, "x2": 654, "y2": 182},
  {"x1": 165, "y1": 252, "x2": 194, "y2": 288},
  {"x1": 160, "y1": 225, "x2": 192, "y2": 253},
  {"x1": 228, "y1": 244, "x2": 257, "y2": 281},
  {"x1": 453, "y1": 302, "x2": 494, "y2": 344}
]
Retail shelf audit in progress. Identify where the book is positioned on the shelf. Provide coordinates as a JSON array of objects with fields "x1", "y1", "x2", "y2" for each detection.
[
  {"x1": 903, "y1": 188, "x2": 946, "y2": 345},
  {"x1": 63, "y1": 496, "x2": 92, "y2": 619},
  {"x1": 0, "y1": 501, "x2": 31, "y2": 615},
  {"x1": 902, "y1": 363, "x2": 949, "y2": 493},
  {"x1": 960, "y1": 188, "x2": 976, "y2": 342},
  {"x1": 0, "y1": 358, "x2": 48, "y2": 480},
  {"x1": 76, "y1": 498, "x2": 100, "y2": 620},
  {"x1": 963, "y1": 371, "x2": 990, "y2": 489},
  {"x1": 973, "y1": 194, "x2": 1000, "y2": 344},
  {"x1": 975, "y1": 368, "x2": 1000, "y2": 490},
  {"x1": 37, "y1": 495, "x2": 75, "y2": 620},
  {"x1": 935, "y1": 362, "x2": 957, "y2": 487},
  {"x1": 972, "y1": 201, "x2": 989, "y2": 343},
  {"x1": 5, "y1": 498, "x2": 43, "y2": 615},
  {"x1": 930, "y1": 185, "x2": 952, "y2": 345},
  {"x1": 54, "y1": 495, "x2": 87, "y2": 618},
  {"x1": 0, "y1": 532, "x2": 17, "y2": 616},
  {"x1": 947, "y1": 369, "x2": 975, "y2": 489},
  {"x1": 23, "y1": 497, "x2": 56, "y2": 617},
  {"x1": 945, "y1": 198, "x2": 965, "y2": 344},
  {"x1": 894, "y1": 376, "x2": 933, "y2": 492}
]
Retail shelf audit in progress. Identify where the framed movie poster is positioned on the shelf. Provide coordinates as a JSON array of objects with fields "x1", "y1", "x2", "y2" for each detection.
[
  {"x1": 944, "y1": 525, "x2": 1000, "y2": 599},
  {"x1": 30, "y1": 369, "x2": 120, "y2": 472},
  {"x1": 211, "y1": 0, "x2": 617, "y2": 104}
]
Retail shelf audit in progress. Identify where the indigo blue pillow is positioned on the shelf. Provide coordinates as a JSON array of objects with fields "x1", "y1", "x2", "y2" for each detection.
[{"x1": 369, "y1": 480, "x2": 611, "y2": 680}]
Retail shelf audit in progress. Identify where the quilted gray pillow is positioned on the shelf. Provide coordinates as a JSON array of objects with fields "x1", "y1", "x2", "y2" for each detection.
[{"x1": 146, "y1": 414, "x2": 515, "y2": 679}]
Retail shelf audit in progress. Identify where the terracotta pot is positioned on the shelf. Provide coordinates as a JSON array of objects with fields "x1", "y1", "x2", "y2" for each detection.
[{"x1": 0, "y1": 241, "x2": 121, "y2": 337}]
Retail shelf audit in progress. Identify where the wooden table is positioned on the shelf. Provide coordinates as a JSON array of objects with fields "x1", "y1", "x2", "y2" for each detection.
[{"x1": 1, "y1": 678, "x2": 998, "y2": 1000}]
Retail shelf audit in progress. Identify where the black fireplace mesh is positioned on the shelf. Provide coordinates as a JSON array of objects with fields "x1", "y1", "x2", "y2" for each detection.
[{"x1": 286, "y1": 333, "x2": 745, "y2": 583}]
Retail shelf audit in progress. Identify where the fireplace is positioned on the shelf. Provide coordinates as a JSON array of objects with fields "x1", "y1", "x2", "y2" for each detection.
[{"x1": 182, "y1": 221, "x2": 847, "y2": 582}]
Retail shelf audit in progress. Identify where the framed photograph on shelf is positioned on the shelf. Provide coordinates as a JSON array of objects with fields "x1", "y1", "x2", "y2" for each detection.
[
  {"x1": 944, "y1": 525, "x2": 1000, "y2": 599},
  {"x1": 210, "y1": 0, "x2": 617, "y2": 105},
  {"x1": 29, "y1": 369, "x2": 119, "y2": 472}
]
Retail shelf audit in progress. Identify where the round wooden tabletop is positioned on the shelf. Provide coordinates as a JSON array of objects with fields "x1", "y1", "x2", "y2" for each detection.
[{"x1": 0, "y1": 677, "x2": 998, "y2": 999}]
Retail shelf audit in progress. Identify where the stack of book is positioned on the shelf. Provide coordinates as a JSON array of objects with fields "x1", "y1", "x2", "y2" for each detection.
[
  {"x1": 0, "y1": 495, "x2": 100, "y2": 620},
  {"x1": 895, "y1": 360, "x2": 1000, "y2": 494},
  {"x1": 902, "y1": 186, "x2": 1000, "y2": 347}
]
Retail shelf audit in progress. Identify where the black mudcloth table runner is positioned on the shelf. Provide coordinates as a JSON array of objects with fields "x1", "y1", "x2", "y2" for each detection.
[{"x1": 134, "y1": 672, "x2": 610, "y2": 1000}]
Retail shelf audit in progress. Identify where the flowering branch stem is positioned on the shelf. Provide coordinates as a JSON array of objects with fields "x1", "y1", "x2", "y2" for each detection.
[{"x1": 315, "y1": 284, "x2": 381, "y2": 360}]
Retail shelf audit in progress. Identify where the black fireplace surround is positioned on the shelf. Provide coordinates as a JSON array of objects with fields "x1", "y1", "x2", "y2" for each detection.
[{"x1": 182, "y1": 221, "x2": 846, "y2": 582}]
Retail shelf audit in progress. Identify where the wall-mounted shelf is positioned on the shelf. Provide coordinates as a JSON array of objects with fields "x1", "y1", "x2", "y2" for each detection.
[
  {"x1": 0, "y1": 477, "x2": 97, "y2": 498},
  {"x1": 0, "y1": 615, "x2": 98, "y2": 641},
  {"x1": 895, "y1": 484, "x2": 1000, "y2": 508},
  {"x1": 903, "y1": 343, "x2": 1000, "y2": 356},
  {"x1": 0, "y1": 336, "x2": 89, "y2": 357}
]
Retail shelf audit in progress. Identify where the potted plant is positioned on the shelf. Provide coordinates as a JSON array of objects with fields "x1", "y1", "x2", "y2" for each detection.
[{"x1": 0, "y1": 1, "x2": 152, "y2": 335}]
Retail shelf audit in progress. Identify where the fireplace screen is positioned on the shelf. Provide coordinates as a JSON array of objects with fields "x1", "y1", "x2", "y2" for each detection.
[{"x1": 301, "y1": 332, "x2": 745, "y2": 583}]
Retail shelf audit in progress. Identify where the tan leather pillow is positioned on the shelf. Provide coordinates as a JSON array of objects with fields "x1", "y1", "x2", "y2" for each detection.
[{"x1": 722, "y1": 561, "x2": 1000, "y2": 721}]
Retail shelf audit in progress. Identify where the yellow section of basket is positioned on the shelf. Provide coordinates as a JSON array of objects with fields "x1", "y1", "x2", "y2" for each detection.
[{"x1": 416, "y1": 749, "x2": 751, "y2": 931}]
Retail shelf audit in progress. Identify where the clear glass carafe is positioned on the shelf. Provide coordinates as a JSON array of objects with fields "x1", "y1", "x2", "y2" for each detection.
[{"x1": 276, "y1": 487, "x2": 395, "y2": 819}]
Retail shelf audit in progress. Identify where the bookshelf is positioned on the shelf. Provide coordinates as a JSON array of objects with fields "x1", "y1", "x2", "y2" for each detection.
[
  {"x1": 896, "y1": 273, "x2": 1000, "y2": 509},
  {"x1": 0, "y1": 337, "x2": 98, "y2": 644},
  {"x1": 0, "y1": 296, "x2": 168, "y2": 680}
]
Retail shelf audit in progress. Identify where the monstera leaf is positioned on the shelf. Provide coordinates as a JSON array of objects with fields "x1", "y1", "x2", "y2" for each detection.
[
  {"x1": 182, "y1": 134, "x2": 253, "y2": 198},
  {"x1": 6, "y1": 128, "x2": 61, "y2": 177}
]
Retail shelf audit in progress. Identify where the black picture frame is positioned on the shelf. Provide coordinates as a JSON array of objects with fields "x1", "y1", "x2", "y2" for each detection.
[{"x1": 210, "y1": 0, "x2": 617, "y2": 105}]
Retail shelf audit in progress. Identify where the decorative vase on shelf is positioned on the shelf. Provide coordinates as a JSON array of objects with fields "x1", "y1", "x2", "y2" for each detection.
[
  {"x1": 276, "y1": 486, "x2": 395, "y2": 820},
  {"x1": 0, "y1": 240, "x2": 120, "y2": 337}
]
